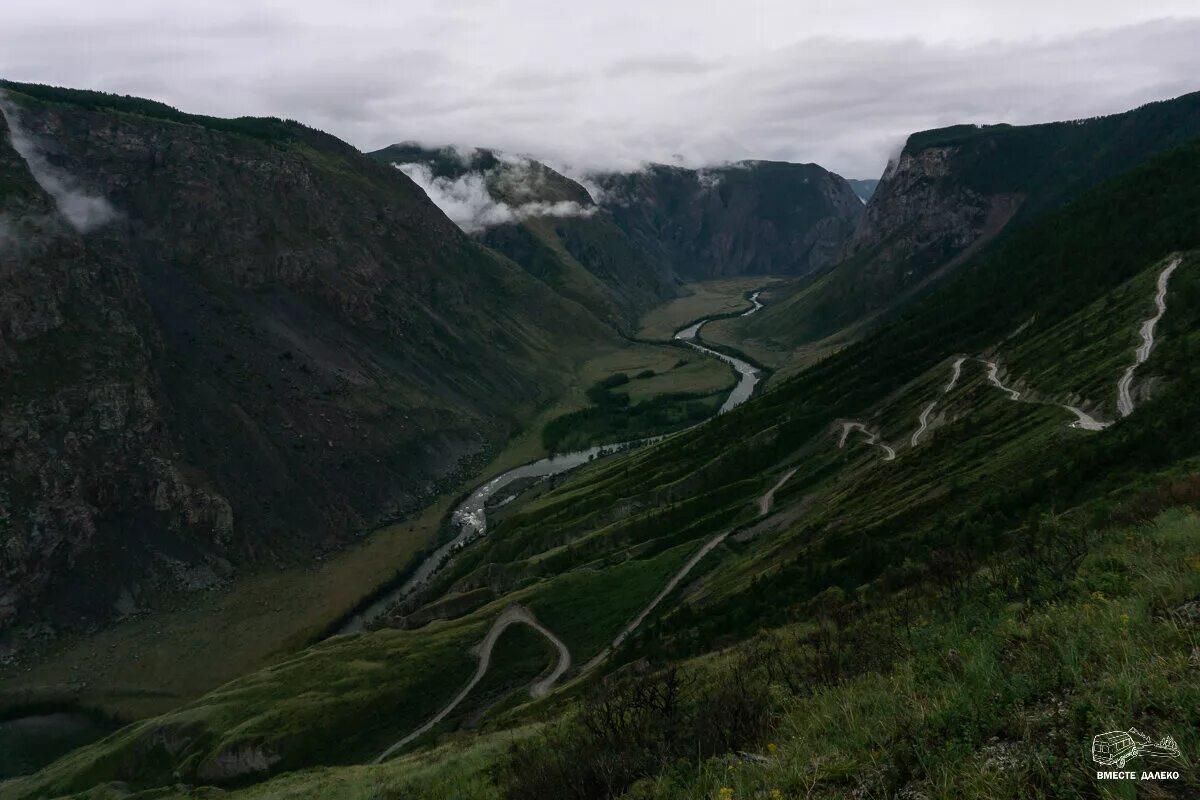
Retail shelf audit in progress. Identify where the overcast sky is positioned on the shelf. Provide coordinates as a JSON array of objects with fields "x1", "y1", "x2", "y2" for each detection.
[{"x1": 3, "y1": 1, "x2": 1200, "y2": 178}]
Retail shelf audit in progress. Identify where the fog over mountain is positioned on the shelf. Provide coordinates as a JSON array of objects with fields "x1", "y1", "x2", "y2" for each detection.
[{"x1": 3, "y1": 2, "x2": 1199, "y2": 177}]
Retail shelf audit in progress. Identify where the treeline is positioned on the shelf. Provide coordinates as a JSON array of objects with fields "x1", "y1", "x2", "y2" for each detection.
[
  {"x1": 1, "y1": 80, "x2": 323, "y2": 144},
  {"x1": 903, "y1": 89, "x2": 1200, "y2": 219},
  {"x1": 542, "y1": 372, "x2": 720, "y2": 452}
]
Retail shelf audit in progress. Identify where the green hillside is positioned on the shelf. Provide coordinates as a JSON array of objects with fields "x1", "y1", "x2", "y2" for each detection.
[{"x1": 8, "y1": 106, "x2": 1200, "y2": 800}]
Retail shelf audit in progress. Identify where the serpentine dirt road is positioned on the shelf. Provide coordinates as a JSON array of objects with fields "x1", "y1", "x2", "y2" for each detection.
[
  {"x1": 759, "y1": 468, "x2": 798, "y2": 515},
  {"x1": 1117, "y1": 256, "x2": 1181, "y2": 416},
  {"x1": 373, "y1": 291, "x2": 772, "y2": 759},
  {"x1": 378, "y1": 259, "x2": 1184, "y2": 757},
  {"x1": 838, "y1": 421, "x2": 896, "y2": 461},
  {"x1": 377, "y1": 456, "x2": 798, "y2": 759},
  {"x1": 373, "y1": 604, "x2": 569, "y2": 763},
  {"x1": 867, "y1": 255, "x2": 1183, "y2": 459}
]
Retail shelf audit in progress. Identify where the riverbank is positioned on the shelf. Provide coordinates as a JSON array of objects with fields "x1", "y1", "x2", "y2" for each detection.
[{"x1": 0, "y1": 284, "x2": 764, "y2": 729}]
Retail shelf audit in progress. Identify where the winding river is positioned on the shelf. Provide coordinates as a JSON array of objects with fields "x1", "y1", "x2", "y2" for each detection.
[
  {"x1": 336, "y1": 290, "x2": 767, "y2": 635},
  {"x1": 674, "y1": 300, "x2": 762, "y2": 414}
]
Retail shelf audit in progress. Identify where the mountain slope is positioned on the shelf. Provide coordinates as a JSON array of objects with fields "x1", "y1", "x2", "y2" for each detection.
[
  {"x1": 592, "y1": 160, "x2": 864, "y2": 279},
  {"x1": 737, "y1": 90, "x2": 1200, "y2": 357},
  {"x1": 368, "y1": 144, "x2": 679, "y2": 330},
  {"x1": 12, "y1": 108, "x2": 1200, "y2": 798},
  {"x1": 0, "y1": 83, "x2": 614, "y2": 640}
]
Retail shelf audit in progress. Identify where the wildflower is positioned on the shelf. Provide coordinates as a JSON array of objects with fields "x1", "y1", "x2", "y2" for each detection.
[
  {"x1": 1120, "y1": 613, "x2": 1130, "y2": 626},
  {"x1": 767, "y1": 742, "x2": 778, "y2": 756},
  {"x1": 1091, "y1": 590, "x2": 1106, "y2": 601},
  {"x1": 770, "y1": 790, "x2": 784, "y2": 800},
  {"x1": 718, "y1": 789, "x2": 734, "y2": 800}
]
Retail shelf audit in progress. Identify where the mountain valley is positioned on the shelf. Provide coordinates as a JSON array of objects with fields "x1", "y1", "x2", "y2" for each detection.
[{"x1": 2, "y1": 77, "x2": 1200, "y2": 800}]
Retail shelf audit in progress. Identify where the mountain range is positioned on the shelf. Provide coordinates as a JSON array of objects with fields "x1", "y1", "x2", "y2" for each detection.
[{"x1": 2, "y1": 79, "x2": 1199, "y2": 800}]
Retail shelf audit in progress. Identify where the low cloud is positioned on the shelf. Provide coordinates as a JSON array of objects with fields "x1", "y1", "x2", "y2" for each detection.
[
  {"x1": 0, "y1": 93, "x2": 117, "y2": 233},
  {"x1": 395, "y1": 160, "x2": 595, "y2": 233},
  {"x1": 2, "y1": 6, "x2": 1199, "y2": 178}
]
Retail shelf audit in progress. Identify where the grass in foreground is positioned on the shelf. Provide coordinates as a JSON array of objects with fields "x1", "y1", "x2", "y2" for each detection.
[{"x1": 69, "y1": 504, "x2": 1196, "y2": 800}]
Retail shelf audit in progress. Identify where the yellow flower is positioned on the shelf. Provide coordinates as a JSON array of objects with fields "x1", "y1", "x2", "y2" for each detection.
[
  {"x1": 1120, "y1": 613, "x2": 1130, "y2": 626},
  {"x1": 767, "y1": 743, "x2": 778, "y2": 756},
  {"x1": 770, "y1": 790, "x2": 784, "y2": 800},
  {"x1": 1091, "y1": 591, "x2": 1106, "y2": 601},
  {"x1": 718, "y1": 789, "x2": 734, "y2": 800}
]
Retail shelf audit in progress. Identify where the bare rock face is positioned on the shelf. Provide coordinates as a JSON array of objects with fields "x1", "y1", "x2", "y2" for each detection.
[
  {"x1": 195, "y1": 743, "x2": 283, "y2": 783},
  {"x1": 851, "y1": 147, "x2": 991, "y2": 256},
  {"x1": 593, "y1": 160, "x2": 865, "y2": 279},
  {"x1": 0, "y1": 85, "x2": 611, "y2": 643},
  {"x1": 844, "y1": 144, "x2": 1022, "y2": 295},
  {"x1": 1, "y1": 104, "x2": 240, "y2": 634}
]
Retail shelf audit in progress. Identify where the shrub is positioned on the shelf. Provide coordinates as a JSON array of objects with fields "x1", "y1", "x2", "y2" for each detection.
[{"x1": 495, "y1": 665, "x2": 776, "y2": 800}]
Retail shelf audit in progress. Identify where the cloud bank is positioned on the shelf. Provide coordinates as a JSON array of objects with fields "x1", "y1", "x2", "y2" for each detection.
[
  {"x1": 395, "y1": 161, "x2": 594, "y2": 233},
  {"x1": 2, "y1": 3, "x2": 1199, "y2": 177},
  {"x1": 0, "y1": 93, "x2": 117, "y2": 233}
]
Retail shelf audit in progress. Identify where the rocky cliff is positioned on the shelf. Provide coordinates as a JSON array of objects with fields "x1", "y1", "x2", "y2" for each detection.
[
  {"x1": 592, "y1": 160, "x2": 864, "y2": 279},
  {"x1": 738, "y1": 90, "x2": 1200, "y2": 350},
  {"x1": 0, "y1": 84, "x2": 611, "y2": 640}
]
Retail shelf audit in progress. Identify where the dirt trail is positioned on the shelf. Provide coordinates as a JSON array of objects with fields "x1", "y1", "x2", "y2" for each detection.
[
  {"x1": 373, "y1": 604, "x2": 569, "y2": 762},
  {"x1": 981, "y1": 358, "x2": 1117, "y2": 429},
  {"x1": 376, "y1": 261, "x2": 1185, "y2": 759},
  {"x1": 758, "y1": 468, "x2": 797, "y2": 515},
  {"x1": 1117, "y1": 256, "x2": 1181, "y2": 416},
  {"x1": 984, "y1": 360, "x2": 1021, "y2": 401},
  {"x1": 1063, "y1": 406, "x2": 1110, "y2": 431},
  {"x1": 912, "y1": 357, "x2": 967, "y2": 446},
  {"x1": 945, "y1": 357, "x2": 965, "y2": 392},
  {"x1": 581, "y1": 527, "x2": 732, "y2": 674},
  {"x1": 838, "y1": 421, "x2": 896, "y2": 461},
  {"x1": 910, "y1": 401, "x2": 937, "y2": 447}
]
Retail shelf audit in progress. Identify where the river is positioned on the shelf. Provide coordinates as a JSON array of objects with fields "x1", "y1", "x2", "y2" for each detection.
[{"x1": 335, "y1": 290, "x2": 766, "y2": 635}]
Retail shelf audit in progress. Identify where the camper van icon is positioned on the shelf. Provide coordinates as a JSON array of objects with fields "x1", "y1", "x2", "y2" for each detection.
[{"x1": 1092, "y1": 728, "x2": 1180, "y2": 767}]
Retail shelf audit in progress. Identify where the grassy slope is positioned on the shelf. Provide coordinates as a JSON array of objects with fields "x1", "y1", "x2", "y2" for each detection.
[
  {"x1": 646, "y1": 508, "x2": 1200, "y2": 800},
  {"x1": 11, "y1": 118, "x2": 1200, "y2": 800},
  {"x1": 197, "y1": 508, "x2": 1200, "y2": 800},
  {"x1": 174, "y1": 137, "x2": 1200, "y2": 796}
]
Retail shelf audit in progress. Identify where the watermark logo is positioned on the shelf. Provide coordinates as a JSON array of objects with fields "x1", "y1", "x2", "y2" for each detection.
[{"x1": 1093, "y1": 727, "x2": 1181, "y2": 781}]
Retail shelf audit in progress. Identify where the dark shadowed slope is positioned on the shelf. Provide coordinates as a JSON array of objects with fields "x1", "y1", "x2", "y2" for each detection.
[
  {"x1": 592, "y1": 160, "x2": 864, "y2": 280},
  {"x1": 369, "y1": 143, "x2": 680, "y2": 330},
  {"x1": 0, "y1": 82, "x2": 614, "y2": 639}
]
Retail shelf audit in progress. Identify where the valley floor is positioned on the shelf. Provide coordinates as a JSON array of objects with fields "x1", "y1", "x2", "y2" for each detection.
[
  {"x1": 637, "y1": 277, "x2": 783, "y2": 340},
  {"x1": 0, "y1": 286, "x2": 747, "y2": 761}
]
